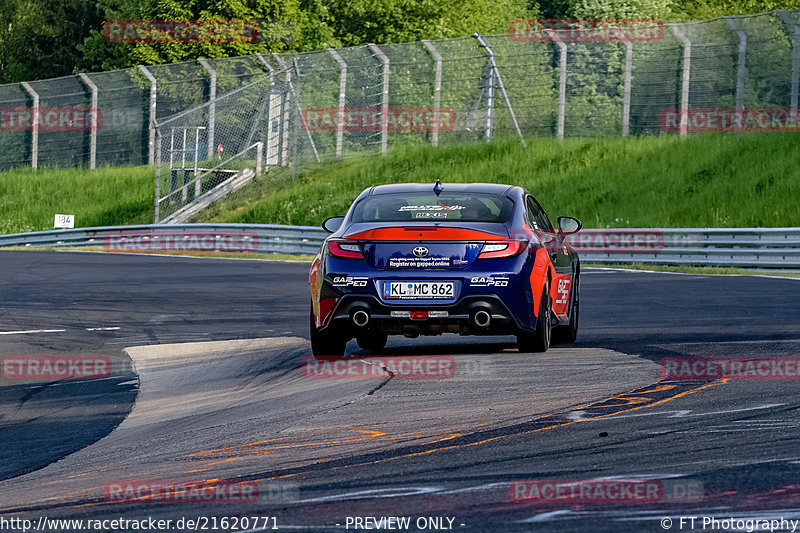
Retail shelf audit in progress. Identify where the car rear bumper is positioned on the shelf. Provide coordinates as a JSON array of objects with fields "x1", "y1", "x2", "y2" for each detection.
[{"x1": 322, "y1": 293, "x2": 534, "y2": 337}]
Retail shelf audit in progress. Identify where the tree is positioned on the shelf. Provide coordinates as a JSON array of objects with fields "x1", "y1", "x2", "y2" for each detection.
[
  {"x1": 570, "y1": 0, "x2": 673, "y2": 19},
  {"x1": 0, "y1": 0, "x2": 105, "y2": 83}
]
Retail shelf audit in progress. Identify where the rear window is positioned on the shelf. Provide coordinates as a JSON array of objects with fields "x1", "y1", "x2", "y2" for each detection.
[{"x1": 351, "y1": 192, "x2": 514, "y2": 223}]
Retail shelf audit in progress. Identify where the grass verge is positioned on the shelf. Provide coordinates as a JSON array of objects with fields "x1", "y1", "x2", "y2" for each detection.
[{"x1": 1, "y1": 134, "x2": 799, "y2": 234}]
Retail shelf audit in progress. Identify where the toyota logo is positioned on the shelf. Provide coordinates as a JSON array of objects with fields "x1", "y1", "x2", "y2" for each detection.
[{"x1": 413, "y1": 246, "x2": 429, "y2": 258}]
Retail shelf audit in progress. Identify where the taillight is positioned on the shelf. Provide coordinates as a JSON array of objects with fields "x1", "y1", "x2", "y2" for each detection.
[
  {"x1": 478, "y1": 240, "x2": 527, "y2": 259},
  {"x1": 328, "y1": 240, "x2": 364, "y2": 259}
]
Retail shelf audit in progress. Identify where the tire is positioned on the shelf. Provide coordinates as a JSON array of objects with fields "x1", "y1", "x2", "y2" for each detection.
[
  {"x1": 310, "y1": 307, "x2": 346, "y2": 357},
  {"x1": 517, "y1": 280, "x2": 551, "y2": 353},
  {"x1": 552, "y1": 271, "x2": 579, "y2": 345},
  {"x1": 356, "y1": 331, "x2": 388, "y2": 351}
]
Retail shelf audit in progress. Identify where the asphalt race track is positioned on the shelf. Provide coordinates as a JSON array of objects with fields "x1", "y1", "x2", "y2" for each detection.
[{"x1": 2, "y1": 249, "x2": 800, "y2": 532}]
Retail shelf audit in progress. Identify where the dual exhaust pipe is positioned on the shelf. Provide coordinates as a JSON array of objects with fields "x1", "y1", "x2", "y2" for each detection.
[{"x1": 352, "y1": 307, "x2": 491, "y2": 328}]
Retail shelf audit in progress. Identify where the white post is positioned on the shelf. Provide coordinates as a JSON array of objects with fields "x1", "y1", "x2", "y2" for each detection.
[
  {"x1": 181, "y1": 128, "x2": 187, "y2": 201},
  {"x1": 78, "y1": 73, "x2": 98, "y2": 169},
  {"x1": 611, "y1": 27, "x2": 634, "y2": 137},
  {"x1": 291, "y1": 57, "x2": 321, "y2": 164},
  {"x1": 670, "y1": 25, "x2": 691, "y2": 136},
  {"x1": 274, "y1": 54, "x2": 291, "y2": 165},
  {"x1": 422, "y1": 40, "x2": 442, "y2": 147},
  {"x1": 545, "y1": 29, "x2": 567, "y2": 142},
  {"x1": 256, "y1": 141, "x2": 263, "y2": 177},
  {"x1": 328, "y1": 48, "x2": 347, "y2": 156},
  {"x1": 778, "y1": 11, "x2": 799, "y2": 122},
  {"x1": 155, "y1": 130, "x2": 161, "y2": 222},
  {"x1": 368, "y1": 44, "x2": 390, "y2": 154},
  {"x1": 138, "y1": 65, "x2": 157, "y2": 164},
  {"x1": 256, "y1": 53, "x2": 279, "y2": 166},
  {"x1": 255, "y1": 53, "x2": 274, "y2": 78},
  {"x1": 194, "y1": 126, "x2": 202, "y2": 197},
  {"x1": 725, "y1": 18, "x2": 747, "y2": 112},
  {"x1": 473, "y1": 34, "x2": 495, "y2": 140},
  {"x1": 473, "y1": 33, "x2": 526, "y2": 147},
  {"x1": 198, "y1": 58, "x2": 216, "y2": 161},
  {"x1": 20, "y1": 82, "x2": 38, "y2": 169}
]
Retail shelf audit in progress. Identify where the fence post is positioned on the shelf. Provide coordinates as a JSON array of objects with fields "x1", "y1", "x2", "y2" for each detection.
[
  {"x1": 611, "y1": 27, "x2": 634, "y2": 137},
  {"x1": 328, "y1": 48, "x2": 347, "y2": 156},
  {"x1": 777, "y1": 11, "x2": 799, "y2": 122},
  {"x1": 471, "y1": 34, "x2": 495, "y2": 140},
  {"x1": 368, "y1": 44, "x2": 390, "y2": 154},
  {"x1": 198, "y1": 58, "x2": 216, "y2": 161},
  {"x1": 78, "y1": 73, "x2": 98, "y2": 169},
  {"x1": 256, "y1": 141, "x2": 263, "y2": 177},
  {"x1": 255, "y1": 53, "x2": 274, "y2": 77},
  {"x1": 669, "y1": 25, "x2": 691, "y2": 136},
  {"x1": 288, "y1": 58, "x2": 320, "y2": 165},
  {"x1": 422, "y1": 40, "x2": 443, "y2": 147},
  {"x1": 20, "y1": 82, "x2": 39, "y2": 169},
  {"x1": 473, "y1": 33, "x2": 526, "y2": 147},
  {"x1": 274, "y1": 54, "x2": 292, "y2": 165},
  {"x1": 155, "y1": 129, "x2": 161, "y2": 223},
  {"x1": 138, "y1": 65, "x2": 157, "y2": 165},
  {"x1": 544, "y1": 29, "x2": 567, "y2": 142},
  {"x1": 725, "y1": 18, "x2": 747, "y2": 112},
  {"x1": 255, "y1": 53, "x2": 279, "y2": 166}
]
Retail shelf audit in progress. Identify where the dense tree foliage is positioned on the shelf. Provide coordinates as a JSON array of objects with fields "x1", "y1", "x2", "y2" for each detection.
[{"x1": 2, "y1": 0, "x2": 800, "y2": 83}]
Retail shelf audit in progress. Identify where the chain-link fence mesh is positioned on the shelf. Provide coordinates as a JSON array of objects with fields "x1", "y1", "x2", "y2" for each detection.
[
  {"x1": 2, "y1": 10, "x2": 800, "y2": 222},
  {"x1": 154, "y1": 72, "x2": 304, "y2": 223}
]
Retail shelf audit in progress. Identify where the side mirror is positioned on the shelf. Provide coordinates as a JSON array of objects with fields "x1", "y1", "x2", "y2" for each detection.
[
  {"x1": 322, "y1": 216, "x2": 345, "y2": 233},
  {"x1": 557, "y1": 216, "x2": 582, "y2": 235}
]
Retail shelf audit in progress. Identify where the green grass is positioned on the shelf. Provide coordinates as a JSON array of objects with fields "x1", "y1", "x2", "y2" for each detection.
[
  {"x1": 0, "y1": 166, "x2": 154, "y2": 233},
  {"x1": 208, "y1": 134, "x2": 800, "y2": 229},
  {"x1": 2, "y1": 134, "x2": 800, "y2": 234}
]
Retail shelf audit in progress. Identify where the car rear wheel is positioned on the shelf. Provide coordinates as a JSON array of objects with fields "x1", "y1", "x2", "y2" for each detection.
[
  {"x1": 517, "y1": 280, "x2": 551, "y2": 353},
  {"x1": 552, "y1": 271, "x2": 579, "y2": 345},
  {"x1": 310, "y1": 307, "x2": 346, "y2": 357},
  {"x1": 356, "y1": 331, "x2": 388, "y2": 351}
]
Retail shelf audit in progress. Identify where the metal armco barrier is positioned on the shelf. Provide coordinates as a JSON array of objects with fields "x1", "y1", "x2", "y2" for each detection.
[
  {"x1": 0, "y1": 224, "x2": 327, "y2": 255},
  {"x1": 569, "y1": 228, "x2": 800, "y2": 268},
  {"x1": 0, "y1": 225, "x2": 799, "y2": 268}
]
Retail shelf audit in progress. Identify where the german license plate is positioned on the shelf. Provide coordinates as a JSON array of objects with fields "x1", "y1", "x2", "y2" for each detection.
[{"x1": 384, "y1": 281, "x2": 455, "y2": 300}]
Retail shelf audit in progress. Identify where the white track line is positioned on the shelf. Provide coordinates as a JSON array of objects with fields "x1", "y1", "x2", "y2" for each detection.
[
  {"x1": 85, "y1": 327, "x2": 120, "y2": 331},
  {"x1": 0, "y1": 329, "x2": 66, "y2": 335}
]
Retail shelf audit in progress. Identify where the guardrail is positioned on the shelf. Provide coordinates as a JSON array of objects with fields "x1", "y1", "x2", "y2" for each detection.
[
  {"x1": 0, "y1": 223, "x2": 327, "y2": 255},
  {"x1": 0, "y1": 225, "x2": 798, "y2": 269}
]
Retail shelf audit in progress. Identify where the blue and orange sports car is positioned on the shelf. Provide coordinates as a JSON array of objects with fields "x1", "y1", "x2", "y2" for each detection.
[{"x1": 308, "y1": 182, "x2": 581, "y2": 356}]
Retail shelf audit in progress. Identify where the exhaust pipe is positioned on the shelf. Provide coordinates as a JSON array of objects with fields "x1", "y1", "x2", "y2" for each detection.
[
  {"x1": 472, "y1": 309, "x2": 491, "y2": 329},
  {"x1": 352, "y1": 309, "x2": 370, "y2": 327}
]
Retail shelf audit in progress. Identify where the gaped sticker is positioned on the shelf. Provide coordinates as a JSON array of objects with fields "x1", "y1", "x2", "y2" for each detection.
[{"x1": 331, "y1": 276, "x2": 368, "y2": 287}]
